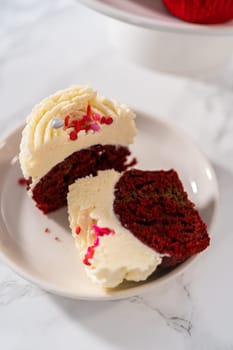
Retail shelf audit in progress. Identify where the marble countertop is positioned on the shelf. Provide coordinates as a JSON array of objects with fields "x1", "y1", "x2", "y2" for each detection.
[{"x1": 1, "y1": 1, "x2": 233, "y2": 349}]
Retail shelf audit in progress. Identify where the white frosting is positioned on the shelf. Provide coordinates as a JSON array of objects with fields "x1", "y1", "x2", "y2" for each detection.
[
  {"x1": 19, "y1": 86, "x2": 137, "y2": 186},
  {"x1": 67, "y1": 170, "x2": 162, "y2": 288}
]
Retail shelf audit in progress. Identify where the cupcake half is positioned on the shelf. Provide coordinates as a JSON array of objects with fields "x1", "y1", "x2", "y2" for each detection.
[
  {"x1": 67, "y1": 169, "x2": 210, "y2": 288},
  {"x1": 19, "y1": 86, "x2": 137, "y2": 213}
]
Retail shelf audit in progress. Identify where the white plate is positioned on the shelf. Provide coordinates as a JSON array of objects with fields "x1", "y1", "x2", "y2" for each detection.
[
  {"x1": 0, "y1": 111, "x2": 219, "y2": 300},
  {"x1": 79, "y1": 0, "x2": 233, "y2": 35}
]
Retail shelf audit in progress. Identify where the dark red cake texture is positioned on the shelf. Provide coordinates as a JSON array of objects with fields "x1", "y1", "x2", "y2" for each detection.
[
  {"x1": 113, "y1": 169, "x2": 210, "y2": 268},
  {"x1": 30, "y1": 144, "x2": 136, "y2": 214}
]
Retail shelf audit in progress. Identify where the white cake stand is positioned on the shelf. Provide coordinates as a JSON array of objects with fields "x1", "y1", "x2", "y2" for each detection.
[{"x1": 78, "y1": 0, "x2": 233, "y2": 76}]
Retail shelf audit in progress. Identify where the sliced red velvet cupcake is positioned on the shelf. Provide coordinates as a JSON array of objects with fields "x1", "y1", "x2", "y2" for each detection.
[
  {"x1": 19, "y1": 86, "x2": 137, "y2": 213},
  {"x1": 67, "y1": 168, "x2": 209, "y2": 288}
]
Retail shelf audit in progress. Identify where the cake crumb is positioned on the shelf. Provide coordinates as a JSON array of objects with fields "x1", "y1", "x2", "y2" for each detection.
[
  {"x1": 18, "y1": 178, "x2": 28, "y2": 186},
  {"x1": 54, "y1": 236, "x2": 60, "y2": 241},
  {"x1": 44, "y1": 227, "x2": 50, "y2": 234}
]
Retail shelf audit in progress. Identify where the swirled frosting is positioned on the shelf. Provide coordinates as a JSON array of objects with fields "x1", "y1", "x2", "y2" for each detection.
[{"x1": 19, "y1": 86, "x2": 137, "y2": 186}]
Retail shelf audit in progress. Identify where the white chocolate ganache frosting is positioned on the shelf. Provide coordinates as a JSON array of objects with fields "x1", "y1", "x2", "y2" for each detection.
[
  {"x1": 19, "y1": 86, "x2": 137, "y2": 187},
  {"x1": 68, "y1": 170, "x2": 162, "y2": 288}
]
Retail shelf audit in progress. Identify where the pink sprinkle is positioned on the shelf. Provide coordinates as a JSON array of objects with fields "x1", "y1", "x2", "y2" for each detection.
[
  {"x1": 90, "y1": 123, "x2": 100, "y2": 132},
  {"x1": 86, "y1": 246, "x2": 93, "y2": 256},
  {"x1": 92, "y1": 224, "x2": 114, "y2": 236},
  {"x1": 92, "y1": 225, "x2": 100, "y2": 235},
  {"x1": 83, "y1": 225, "x2": 115, "y2": 266},
  {"x1": 94, "y1": 237, "x2": 100, "y2": 247},
  {"x1": 102, "y1": 227, "x2": 113, "y2": 234},
  {"x1": 92, "y1": 113, "x2": 101, "y2": 121}
]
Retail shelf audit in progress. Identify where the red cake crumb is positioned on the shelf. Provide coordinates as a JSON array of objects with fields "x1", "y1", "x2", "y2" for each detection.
[
  {"x1": 18, "y1": 177, "x2": 28, "y2": 186},
  {"x1": 54, "y1": 236, "x2": 60, "y2": 241},
  {"x1": 29, "y1": 144, "x2": 136, "y2": 214},
  {"x1": 44, "y1": 227, "x2": 50, "y2": 234},
  {"x1": 113, "y1": 169, "x2": 210, "y2": 268}
]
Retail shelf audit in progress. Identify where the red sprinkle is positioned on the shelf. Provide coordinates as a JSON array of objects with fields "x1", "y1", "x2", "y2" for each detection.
[
  {"x1": 18, "y1": 178, "x2": 28, "y2": 186},
  {"x1": 63, "y1": 105, "x2": 114, "y2": 141},
  {"x1": 64, "y1": 115, "x2": 70, "y2": 127},
  {"x1": 83, "y1": 114, "x2": 91, "y2": 122},
  {"x1": 70, "y1": 120, "x2": 78, "y2": 128},
  {"x1": 83, "y1": 225, "x2": 115, "y2": 266},
  {"x1": 69, "y1": 130, "x2": 78, "y2": 140},
  {"x1": 100, "y1": 116, "x2": 106, "y2": 124},
  {"x1": 83, "y1": 246, "x2": 95, "y2": 266},
  {"x1": 75, "y1": 226, "x2": 81, "y2": 235},
  {"x1": 105, "y1": 116, "x2": 113, "y2": 125},
  {"x1": 87, "y1": 104, "x2": 91, "y2": 119},
  {"x1": 75, "y1": 120, "x2": 83, "y2": 132},
  {"x1": 85, "y1": 125, "x2": 91, "y2": 132},
  {"x1": 44, "y1": 227, "x2": 50, "y2": 234}
]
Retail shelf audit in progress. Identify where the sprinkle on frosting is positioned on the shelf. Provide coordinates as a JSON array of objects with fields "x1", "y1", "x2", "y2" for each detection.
[
  {"x1": 51, "y1": 118, "x2": 64, "y2": 129},
  {"x1": 83, "y1": 224, "x2": 115, "y2": 266},
  {"x1": 64, "y1": 115, "x2": 70, "y2": 127},
  {"x1": 75, "y1": 226, "x2": 81, "y2": 235},
  {"x1": 69, "y1": 130, "x2": 78, "y2": 141},
  {"x1": 58, "y1": 104, "x2": 114, "y2": 141}
]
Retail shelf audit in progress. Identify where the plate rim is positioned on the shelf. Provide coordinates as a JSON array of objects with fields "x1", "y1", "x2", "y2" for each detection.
[
  {"x1": 0, "y1": 114, "x2": 219, "y2": 300},
  {"x1": 78, "y1": 0, "x2": 233, "y2": 36}
]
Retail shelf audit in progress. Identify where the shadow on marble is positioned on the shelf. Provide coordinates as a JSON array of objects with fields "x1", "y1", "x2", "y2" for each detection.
[{"x1": 48, "y1": 284, "x2": 175, "y2": 350}]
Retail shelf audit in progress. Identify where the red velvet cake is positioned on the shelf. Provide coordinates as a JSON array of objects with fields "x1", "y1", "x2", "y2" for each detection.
[
  {"x1": 67, "y1": 168, "x2": 210, "y2": 287},
  {"x1": 30, "y1": 144, "x2": 134, "y2": 214},
  {"x1": 19, "y1": 86, "x2": 137, "y2": 214},
  {"x1": 113, "y1": 169, "x2": 210, "y2": 268}
]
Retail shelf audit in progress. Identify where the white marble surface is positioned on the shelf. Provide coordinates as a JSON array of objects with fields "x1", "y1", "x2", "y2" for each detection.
[{"x1": 1, "y1": 1, "x2": 233, "y2": 349}]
